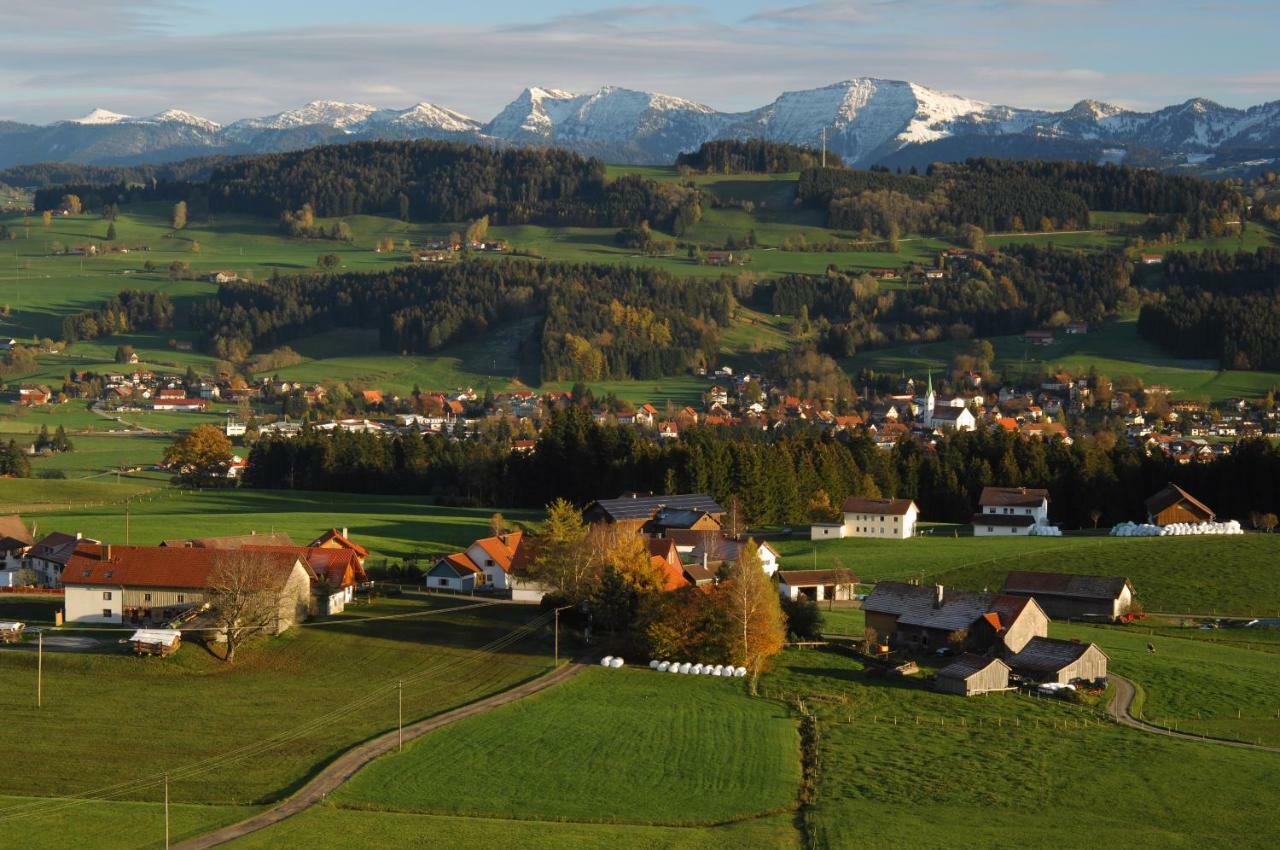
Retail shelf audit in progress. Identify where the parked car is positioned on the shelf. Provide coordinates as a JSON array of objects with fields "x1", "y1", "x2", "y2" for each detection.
[{"x1": 935, "y1": 647, "x2": 956, "y2": 657}]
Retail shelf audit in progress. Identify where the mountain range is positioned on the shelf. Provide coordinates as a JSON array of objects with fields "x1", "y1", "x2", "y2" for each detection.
[{"x1": 2, "y1": 79, "x2": 1278, "y2": 173}]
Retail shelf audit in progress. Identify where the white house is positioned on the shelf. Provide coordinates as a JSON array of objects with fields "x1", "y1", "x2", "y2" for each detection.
[
  {"x1": 929, "y1": 406, "x2": 977, "y2": 432},
  {"x1": 425, "y1": 552, "x2": 482, "y2": 592},
  {"x1": 838, "y1": 497, "x2": 919, "y2": 539},
  {"x1": 777, "y1": 569, "x2": 858, "y2": 603},
  {"x1": 427, "y1": 531, "x2": 528, "y2": 596},
  {"x1": 972, "y1": 486, "x2": 1051, "y2": 536}
]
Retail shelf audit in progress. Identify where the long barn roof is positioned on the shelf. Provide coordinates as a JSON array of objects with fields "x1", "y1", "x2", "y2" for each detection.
[{"x1": 588, "y1": 493, "x2": 724, "y2": 521}]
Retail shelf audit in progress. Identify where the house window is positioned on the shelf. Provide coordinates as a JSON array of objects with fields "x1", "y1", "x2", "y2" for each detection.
[
  {"x1": 177, "y1": 594, "x2": 185, "y2": 603},
  {"x1": 987, "y1": 527, "x2": 994, "y2": 533},
  {"x1": 102, "y1": 591, "x2": 112, "y2": 601},
  {"x1": 144, "y1": 593, "x2": 152, "y2": 602},
  {"x1": 103, "y1": 609, "x2": 112, "y2": 618}
]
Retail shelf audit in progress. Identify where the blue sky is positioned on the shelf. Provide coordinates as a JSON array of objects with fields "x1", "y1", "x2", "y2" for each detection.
[{"x1": 1, "y1": 1, "x2": 1276, "y2": 123}]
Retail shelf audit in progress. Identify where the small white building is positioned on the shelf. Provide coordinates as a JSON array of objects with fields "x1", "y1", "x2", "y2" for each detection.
[
  {"x1": 777, "y1": 569, "x2": 858, "y2": 603},
  {"x1": 839, "y1": 497, "x2": 919, "y2": 539},
  {"x1": 972, "y1": 486, "x2": 1050, "y2": 536}
]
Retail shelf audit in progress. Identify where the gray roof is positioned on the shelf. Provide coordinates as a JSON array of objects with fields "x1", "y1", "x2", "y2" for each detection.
[
  {"x1": 937, "y1": 654, "x2": 1009, "y2": 680},
  {"x1": 979, "y1": 487, "x2": 1049, "y2": 508},
  {"x1": 841, "y1": 497, "x2": 915, "y2": 516},
  {"x1": 1006, "y1": 637, "x2": 1107, "y2": 674},
  {"x1": 1002, "y1": 571, "x2": 1132, "y2": 601},
  {"x1": 590, "y1": 493, "x2": 723, "y2": 521},
  {"x1": 648, "y1": 508, "x2": 712, "y2": 530},
  {"x1": 29, "y1": 531, "x2": 82, "y2": 565},
  {"x1": 863, "y1": 581, "x2": 995, "y2": 632},
  {"x1": 778, "y1": 568, "x2": 859, "y2": 586}
]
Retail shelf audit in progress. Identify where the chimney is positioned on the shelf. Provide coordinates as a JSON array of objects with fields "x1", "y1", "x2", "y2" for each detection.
[
  {"x1": 75, "y1": 532, "x2": 82, "y2": 540},
  {"x1": 342, "y1": 527, "x2": 348, "y2": 538},
  {"x1": 104, "y1": 543, "x2": 112, "y2": 560},
  {"x1": 933, "y1": 584, "x2": 944, "y2": 608}
]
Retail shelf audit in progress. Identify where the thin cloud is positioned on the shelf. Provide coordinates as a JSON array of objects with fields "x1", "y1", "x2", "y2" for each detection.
[
  {"x1": 504, "y1": 4, "x2": 704, "y2": 32},
  {"x1": 746, "y1": 1, "x2": 878, "y2": 27}
]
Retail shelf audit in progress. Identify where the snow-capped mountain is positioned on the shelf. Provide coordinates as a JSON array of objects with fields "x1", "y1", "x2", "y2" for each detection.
[{"x1": 5, "y1": 80, "x2": 1279, "y2": 172}]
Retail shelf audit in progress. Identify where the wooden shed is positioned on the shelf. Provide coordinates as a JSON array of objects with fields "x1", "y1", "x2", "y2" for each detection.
[
  {"x1": 934, "y1": 654, "x2": 1010, "y2": 696},
  {"x1": 0, "y1": 621, "x2": 24, "y2": 644},
  {"x1": 1144, "y1": 483, "x2": 1214, "y2": 526},
  {"x1": 129, "y1": 629, "x2": 181, "y2": 657},
  {"x1": 1006, "y1": 637, "x2": 1108, "y2": 685}
]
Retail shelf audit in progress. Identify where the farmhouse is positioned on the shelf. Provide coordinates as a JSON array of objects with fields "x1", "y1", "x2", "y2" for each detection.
[
  {"x1": 1023, "y1": 329, "x2": 1055, "y2": 346},
  {"x1": 836, "y1": 497, "x2": 919, "y2": 540},
  {"x1": 862, "y1": 582, "x2": 1048, "y2": 653},
  {"x1": 583, "y1": 493, "x2": 724, "y2": 529},
  {"x1": 208, "y1": 271, "x2": 241, "y2": 284},
  {"x1": 972, "y1": 486, "x2": 1050, "y2": 536},
  {"x1": 426, "y1": 552, "x2": 483, "y2": 593},
  {"x1": 1006, "y1": 636, "x2": 1108, "y2": 685},
  {"x1": 1000, "y1": 571, "x2": 1135, "y2": 621},
  {"x1": 18, "y1": 385, "x2": 51, "y2": 406},
  {"x1": 151, "y1": 398, "x2": 207, "y2": 412},
  {"x1": 777, "y1": 569, "x2": 858, "y2": 603},
  {"x1": 1144, "y1": 483, "x2": 1215, "y2": 526},
  {"x1": 27, "y1": 531, "x2": 90, "y2": 587},
  {"x1": 0, "y1": 515, "x2": 34, "y2": 587},
  {"x1": 427, "y1": 530, "x2": 548, "y2": 601},
  {"x1": 687, "y1": 537, "x2": 780, "y2": 576},
  {"x1": 934, "y1": 655, "x2": 1011, "y2": 696},
  {"x1": 61, "y1": 544, "x2": 312, "y2": 630}
]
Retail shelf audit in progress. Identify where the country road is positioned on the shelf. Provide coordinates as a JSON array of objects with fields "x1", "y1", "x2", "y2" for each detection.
[
  {"x1": 173, "y1": 660, "x2": 589, "y2": 849},
  {"x1": 1107, "y1": 674, "x2": 1280, "y2": 753}
]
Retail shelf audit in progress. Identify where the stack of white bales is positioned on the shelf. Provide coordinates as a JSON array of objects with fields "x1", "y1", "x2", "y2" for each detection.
[{"x1": 1110, "y1": 520, "x2": 1243, "y2": 537}]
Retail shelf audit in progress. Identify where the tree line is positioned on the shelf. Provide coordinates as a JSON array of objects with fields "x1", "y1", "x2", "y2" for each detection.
[
  {"x1": 675, "y1": 139, "x2": 842, "y2": 173},
  {"x1": 242, "y1": 406, "x2": 1280, "y2": 528},
  {"x1": 60, "y1": 290, "x2": 175, "y2": 343}
]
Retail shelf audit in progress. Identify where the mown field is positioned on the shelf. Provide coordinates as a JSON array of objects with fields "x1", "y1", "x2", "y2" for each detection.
[
  {"x1": 766, "y1": 648, "x2": 1280, "y2": 849},
  {"x1": 0, "y1": 796, "x2": 256, "y2": 850},
  {"x1": 0, "y1": 485, "x2": 541, "y2": 559},
  {"x1": 0, "y1": 597, "x2": 552, "y2": 809}
]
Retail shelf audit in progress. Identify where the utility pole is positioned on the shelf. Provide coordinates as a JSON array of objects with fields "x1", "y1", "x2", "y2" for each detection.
[
  {"x1": 164, "y1": 773, "x2": 170, "y2": 849},
  {"x1": 36, "y1": 630, "x2": 42, "y2": 708},
  {"x1": 125, "y1": 502, "x2": 130, "y2": 545},
  {"x1": 397, "y1": 681, "x2": 403, "y2": 752},
  {"x1": 554, "y1": 608, "x2": 560, "y2": 667}
]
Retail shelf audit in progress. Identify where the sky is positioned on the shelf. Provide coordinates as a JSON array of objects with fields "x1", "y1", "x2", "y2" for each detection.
[{"x1": 1, "y1": 0, "x2": 1277, "y2": 124}]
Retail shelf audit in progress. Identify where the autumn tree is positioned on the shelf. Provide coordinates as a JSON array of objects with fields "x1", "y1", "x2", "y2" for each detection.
[
  {"x1": 171, "y1": 200, "x2": 187, "y2": 232},
  {"x1": 719, "y1": 540, "x2": 786, "y2": 694},
  {"x1": 41, "y1": 211, "x2": 52, "y2": 227},
  {"x1": 163, "y1": 424, "x2": 233, "y2": 486},
  {"x1": 60, "y1": 194, "x2": 82, "y2": 215},
  {"x1": 524, "y1": 498, "x2": 594, "y2": 604},
  {"x1": 206, "y1": 550, "x2": 290, "y2": 663},
  {"x1": 489, "y1": 512, "x2": 506, "y2": 537},
  {"x1": 464, "y1": 215, "x2": 489, "y2": 244}
]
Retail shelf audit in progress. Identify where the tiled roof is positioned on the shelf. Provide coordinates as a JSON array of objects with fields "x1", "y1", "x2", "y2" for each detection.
[
  {"x1": 1006, "y1": 637, "x2": 1106, "y2": 675},
  {"x1": 589, "y1": 493, "x2": 723, "y2": 521},
  {"x1": 437, "y1": 552, "x2": 480, "y2": 576},
  {"x1": 1002, "y1": 571, "x2": 1131, "y2": 601},
  {"x1": 470, "y1": 531, "x2": 523, "y2": 573},
  {"x1": 648, "y1": 508, "x2": 715, "y2": 530},
  {"x1": 978, "y1": 487, "x2": 1048, "y2": 508},
  {"x1": 840, "y1": 497, "x2": 915, "y2": 516},
  {"x1": 308, "y1": 529, "x2": 370, "y2": 559},
  {"x1": 29, "y1": 532, "x2": 83, "y2": 566},
  {"x1": 863, "y1": 581, "x2": 996, "y2": 632},
  {"x1": 242, "y1": 545, "x2": 365, "y2": 588},
  {"x1": 654, "y1": 555, "x2": 690, "y2": 591},
  {"x1": 63, "y1": 545, "x2": 302, "y2": 590},
  {"x1": 936, "y1": 654, "x2": 1008, "y2": 680}
]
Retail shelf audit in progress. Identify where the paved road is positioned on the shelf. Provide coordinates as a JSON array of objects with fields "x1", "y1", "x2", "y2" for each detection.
[
  {"x1": 173, "y1": 660, "x2": 588, "y2": 849},
  {"x1": 1108, "y1": 674, "x2": 1280, "y2": 753}
]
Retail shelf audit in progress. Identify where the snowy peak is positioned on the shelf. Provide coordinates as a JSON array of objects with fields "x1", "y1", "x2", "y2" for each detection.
[
  {"x1": 72, "y1": 108, "x2": 131, "y2": 125},
  {"x1": 366, "y1": 102, "x2": 482, "y2": 134},
  {"x1": 233, "y1": 100, "x2": 380, "y2": 132},
  {"x1": 128, "y1": 109, "x2": 222, "y2": 131}
]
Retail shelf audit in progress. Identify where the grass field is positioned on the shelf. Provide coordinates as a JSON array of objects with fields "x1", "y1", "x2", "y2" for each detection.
[
  {"x1": 844, "y1": 317, "x2": 1280, "y2": 401},
  {"x1": 0, "y1": 597, "x2": 552, "y2": 807},
  {"x1": 766, "y1": 648, "x2": 1280, "y2": 849},
  {"x1": 0, "y1": 796, "x2": 256, "y2": 850},
  {"x1": 336, "y1": 667, "x2": 799, "y2": 824},
  {"x1": 1, "y1": 486, "x2": 541, "y2": 559}
]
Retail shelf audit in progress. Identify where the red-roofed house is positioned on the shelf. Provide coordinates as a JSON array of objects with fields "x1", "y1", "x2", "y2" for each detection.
[{"x1": 308, "y1": 528, "x2": 369, "y2": 564}]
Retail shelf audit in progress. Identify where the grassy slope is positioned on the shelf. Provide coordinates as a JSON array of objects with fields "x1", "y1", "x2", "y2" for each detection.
[
  {"x1": 3, "y1": 487, "x2": 541, "y2": 559},
  {"x1": 0, "y1": 796, "x2": 256, "y2": 850},
  {"x1": 844, "y1": 317, "x2": 1280, "y2": 401},
  {"x1": 0, "y1": 598, "x2": 551, "y2": 806},
  {"x1": 335, "y1": 667, "x2": 799, "y2": 825},
  {"x1": 767, "y1": 648, "x2": 1280, "y2": 849}
]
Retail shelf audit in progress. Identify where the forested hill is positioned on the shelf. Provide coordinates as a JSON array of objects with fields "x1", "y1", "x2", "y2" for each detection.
[
  {"x1": 798, "y1": 158, "x2": 1243, "y2": 237},
  {"x1": 193, "y1": 259, "x2": 731, "y2": 381}
]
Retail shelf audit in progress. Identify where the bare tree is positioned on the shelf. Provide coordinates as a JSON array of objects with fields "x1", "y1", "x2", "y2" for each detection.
[
  {"x1": 723, "y1": 495, "x2": 744, "y2": 541},
  {"x1": 1089, "y1": 508, "x2": 1102, "y2": 529},
  {"x1": 489, "y1": 511, "x2": 506, "y2": 537},
  {"x1": 206, "y1": 551, "x2": 290, "y2": 663}
]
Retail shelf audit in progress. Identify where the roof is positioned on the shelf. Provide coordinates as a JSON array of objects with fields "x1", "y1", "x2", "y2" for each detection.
[
  {"x1": 29, "y1": 532, "x2": 83, "y2": 566},
  {"x1": 777, "y1": 569, "x2": 860, "y2": 586},
  {"x1": 308, "y1": 529, "x2": 370, "y2": 559},
  {"x1": 1006, "y1": 637, "x2": 1107, "y2": 675},
  {"x1": 162, "y1": 532, "x2": 295, "y2": 549},
  {"x1": 862, "y1": 582, "x2": 1001, "y2": 633},
  {"x1": 587, "y1": 493, "x2": 724, "y2": 522},
  {"x1": 985, "y1": 595, "x2": 1035, "y2": 631},
  {"x1": 130, "y1": 629, "x2": 180, "y2": 647},
  {"x1": 931, "y1": 407, "x2": 971, "y2": 421},
  {"x1": 681, "y1": 559, "x2": 719, "y2": 585},
  {"x1": 647, "y1": 537, "x2": 679, "y2": 564},
  {"x1": 936, "y1": 654, "x2": 1009, "y2": 681},
  {"x1": 978, "y1": 487, "x2": 1048, "y2": 508},
  {"x1": 1144, "y1": 483, "x2": 1214, "y2": 519},
  {"x1": 241, "y1": 545, "x2": 365, "y2": 588},
  {"x1": 654, "y1": 555, "x2": 690, "y2": 592},
  {"x1": 435, "y1": 552, "x2": 480, "y2": 576},
  {"x1": 840, "y1": 497, "x2": 915, "y2": 516},
  {"x1": 646, "y1": 508, "x2": 717, "y2": 530},
  {"x1": 468, "y1": 531, "x2": 524, "y2": 573},
  {"x1": 0, "y1": 515, "x2": 33, "y2": 548},
  {"x1": 62, "y1": 545, "x2": 303, "y2": 590},
  {"x1": 1002, "y1": 571, "x2": 1132, "y2": 601},
  {"x1": 971, "y1": 513, "x2": 1036, "y2": 527}
]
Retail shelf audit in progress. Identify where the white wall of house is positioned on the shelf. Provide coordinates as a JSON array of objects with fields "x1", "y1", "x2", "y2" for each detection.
[
  {"x1": 756, "y1": 545, "x2": 779, "y2": 576},
  {"x1": 974, "y1": 522, "x2": 1034, "y2": 537},
  {"x1": 809, "y1": 523, "x2": 847, "y2": 541},
  {"x1": 65, "y1": 584, "x2": 123, "y2": 624},
  {"x1": 465, "y1": 543, "x2": 509, "y2": 590},
  {"x1": 425, "y1": 567, "x2": 476, "y2": 593},
  {"x1": 842, "y1": 506, "x2": 917, "y2": 539},
  {"x1": 981, "y1": 501, "x2": 1048, "y2": 523}
]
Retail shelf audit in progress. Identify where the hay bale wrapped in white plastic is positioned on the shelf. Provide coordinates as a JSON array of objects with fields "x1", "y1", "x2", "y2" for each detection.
[
  {"x1": 691, "y1": 663, "x2": 704, "y2": 675},
  {"x1": 678, "y1": 662, "x2": 692, "y2": 674},
  {"x1": 713, "y1": 664, "x2": 725, "y2": 676},
  {"x1": 601, "y1": 656, "x2": 613, "y2": 667},
  {"x1": 610, "y1": 657, "x2": 624, "y2": 669},
  {"x1": 657, "y1": 661, "x2": 670, "y2": 672},
  {"x1": 669, "y1": 662, "x2": 682, "y2": 673},
  {"x1": 734, "y1": 666, "x2": 747, "y2": 677},
  {"x1": 702, "y1": 662, "x2": 715, "y2": 675},
  {"x1": 649, "y1": 659, "x2": 659, "y2": 669}
]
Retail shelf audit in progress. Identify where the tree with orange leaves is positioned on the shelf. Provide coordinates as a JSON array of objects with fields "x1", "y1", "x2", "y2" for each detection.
[{"x1": 719, "y1": 539, "x2": 786, "y2": 694}]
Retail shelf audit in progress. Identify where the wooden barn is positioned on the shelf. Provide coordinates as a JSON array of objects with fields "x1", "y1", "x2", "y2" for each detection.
[
  {"x1": 1000, "y1": 571, "x2": 1135, "y2": 622},
  {"x1": 934, "y1": 655, "x2": 1010, "y2": 696},
  {"x1": 862, "y1": 582, "x2": 1048, "y2": 654},
  {"x1": 1006, "y1": 637, "x2": 1108, "y2": 685},
  {"x1": 1144, "y1": 483, "x2": 1215, "y2": 526}
]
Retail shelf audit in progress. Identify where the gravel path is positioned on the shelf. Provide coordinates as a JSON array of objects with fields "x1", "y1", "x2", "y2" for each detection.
[{"x1": 1107, "y1": 674, "x2": 1280, "y2": 753}]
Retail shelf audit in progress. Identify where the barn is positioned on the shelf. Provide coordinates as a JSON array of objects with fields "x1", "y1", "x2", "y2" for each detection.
[
  {"x1": 1000, "y1": 571, "x2": 1134, "y2": 621},
  {"x1": 1144, "y1": 483, "x2": 1215, "y2": 526},
  {"x1": 934, "y1": 655, "x2": 1011, "y2": 696},
  {"x1": 1006, "y1": 637, "x2": 1109, "y2": 685}
]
